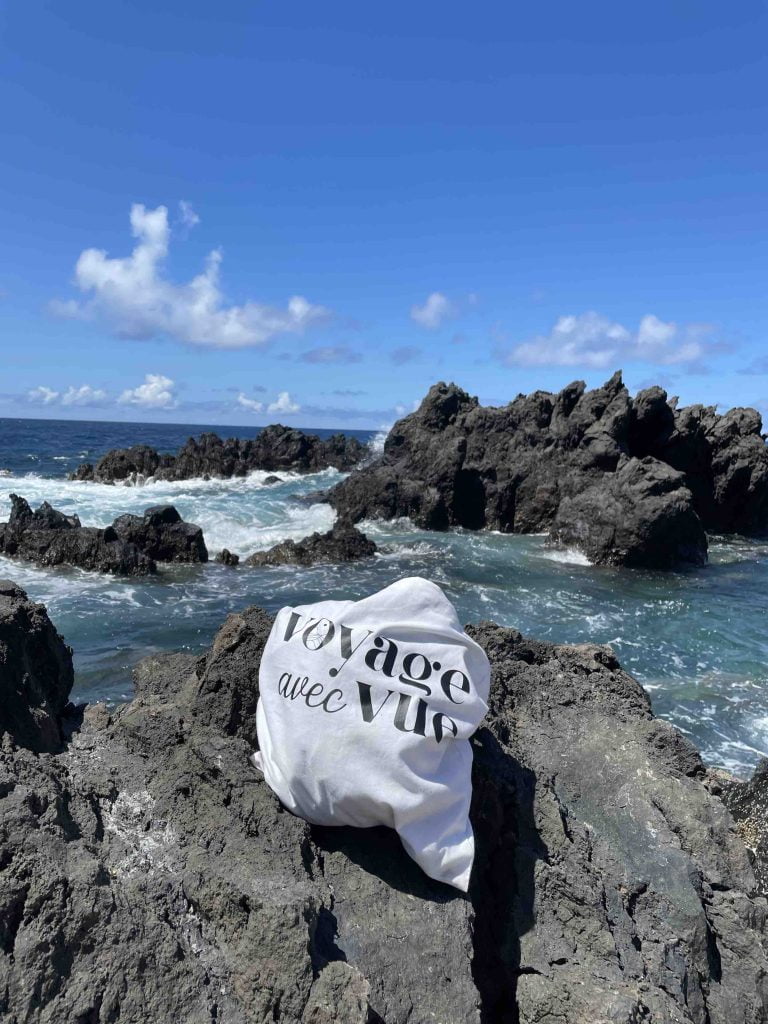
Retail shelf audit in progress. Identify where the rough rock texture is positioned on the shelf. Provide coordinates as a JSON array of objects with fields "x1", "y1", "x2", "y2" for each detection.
[
  {"x1": 467, "y1": 623, "x2": 768, "y2": 1022},
  {"x1": 71, "y1": 426, "x2": 366, "y2": 483},
  {"x1": 721, "y1": 759, "x2": 768, "y2": 897},
  {"x1": 550, "y1": 456, "x2": 708, "y2": 568},
  {"x1": 328, "y1": 373, "x2": 768, "y2": 567},
  {"x1": 112, "y1": 505, "x2": 208, "y2": 563},
  {"x1": 0, "y1": 580, "x2": 73, "y2": 753},
  {"x1": 245, "y1": 522, "x2": 377, "y2": 567},
  {"x1": 0, "y1": 495, "x2": 156, "y2": 576},
  {"x1": 1, "y1": 586, "x2": 767, "y2": 1022},
  {"x1": 215, "y1": 548, "x2": 240, "y2": 566}
]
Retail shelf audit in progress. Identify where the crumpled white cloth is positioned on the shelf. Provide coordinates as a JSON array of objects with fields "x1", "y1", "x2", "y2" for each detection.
[{"x1": 252, "y1": 576, "x2": 490, "y2": 891}]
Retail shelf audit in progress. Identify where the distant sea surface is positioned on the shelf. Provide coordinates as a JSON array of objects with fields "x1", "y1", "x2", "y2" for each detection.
[{"x1": 2, "y1": 415, "x2": 768, "y2": 778}]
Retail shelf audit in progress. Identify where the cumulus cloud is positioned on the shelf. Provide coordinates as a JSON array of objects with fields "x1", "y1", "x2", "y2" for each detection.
[
  {"x1": 62, "y1": 385, "x2": 108, "y2": 406},
  {"x1": 300, "y1": 345, "x2": 363, "y2": 364},
  {"x1": 118, "y1": 373, "x2": 177, "y2": 409},
  {"x1": 27, "y1": 383, "x2": 109, "y2": 407},
  {"x1": 237, "y1": 393, "x2": 264, "y2": 413},
  {"x1": 410, "y1": 292, "x2": 456, "y2": 330},
  {"x1": 504, "y1": 312, "x2": 715, "y2": 369},
  {"x1": 52, "y1": 203, "x2": 330, "y2": 349},
  {"x1": 268, "y1": 391, "x2": 300, "y2": 414},
  {"x1": 27, "y1": 386, "x2": 60, "y2": 405}
]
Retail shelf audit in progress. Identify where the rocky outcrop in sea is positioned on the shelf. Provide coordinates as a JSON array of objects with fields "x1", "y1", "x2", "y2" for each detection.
[
  {"x1": 112, "y1": 504, "x2": 208, "y2": 563},
  {"x1": 0, "y1": 497, "x2": 207, "y2": 575},
  {"x1": 2, "y1": 580, "x2": 767, "y2": 1023},
  {"x1": 244, "y1": 522, "x2": 377, "y2": 567},
  {"x1": 70, "y1": 425, "x2": 366, "y2": 483},
  {"x1": 328, "y1": 372, "x2": 768, "y2": 569}
]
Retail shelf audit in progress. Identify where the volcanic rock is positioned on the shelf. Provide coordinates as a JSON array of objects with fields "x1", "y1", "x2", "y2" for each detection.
[
  {"x1": 214, "y1": 548, "x2": 240, "y2": 566},
  {"x1": 245, "y1": 522, "x2": 377, "y2": 567},
  {"x1": 721, "y1": 758, "x2": 768, "y2": 897},
  {"x1": 0, "y1": 494, "x2": 156, "y2": 576},
  {"x1": 112, "y1": 504, "x2": 208, "y2": 563},
  {"x1": 550, "y1": 455, "x2": 708, "y2": 568},
  {"x1": 1, "y1": 589, "x2": 767, "y2": 1021},
  {"x1": 71, "y1": 425, "x2": 366, "y2": 483},
  {"x1": 328, "y1": 373, "x2": 768, "y2": 567},
  {"x1": 0, "y1": 579, "x2": 74, "y2": 753}
]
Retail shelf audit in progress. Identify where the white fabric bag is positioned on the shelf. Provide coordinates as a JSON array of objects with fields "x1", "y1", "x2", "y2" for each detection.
[{"x1": 252, "y1": 576, "x2": 491, "y2": 891}]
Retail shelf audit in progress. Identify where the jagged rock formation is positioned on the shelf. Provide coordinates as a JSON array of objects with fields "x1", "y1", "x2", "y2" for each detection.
[
  {"x1": 1, "y1": 584, "x2": 767, "y2": 1022},
  {"x1": 551, "y1": 456, "x2": 708, "y2": 568},
  {"x1": 0, "y1": 497, "x2": 208, "y2": 575},
  {"x1": 112, "y1": 505, "x2": 208, "y2": 563},
  {"x1": 245, "y1": 522, "x2": 377, "y2": 567},
  {"x1": 70, "y1": 425, "x2": 366, "y2": 483},
  {"x1": 0, "y1": 579, "x2": 73, "y2": 753},
  {"x1": 0, "y1": 494, "x2": 156, "y2": 575},
  {"x1": 328, "y1": 373, "x2": 768, "y2": 568}
]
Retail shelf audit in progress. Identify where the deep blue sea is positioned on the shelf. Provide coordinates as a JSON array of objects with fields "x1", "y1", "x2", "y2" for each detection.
[{"x1": 2, "y1": 415, "x2": 768, "y2": 778}]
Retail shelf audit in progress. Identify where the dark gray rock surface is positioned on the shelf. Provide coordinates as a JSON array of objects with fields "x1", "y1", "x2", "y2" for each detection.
[
  {"x1": 0, "y1": 579, "x2": 73, "y2": 753},
  {"x1": 328, "y1": 373, "x2": 768, "y2": 567},
  {"x1": 71, "y1": 426, "x2": 366, "y2": 483},
  {"x1": 214, "y1": 548, "x2": 240, "y2": 566},
  {"x1": 112, "y1": 504, "x2": 208, "y2": 563},
  {"x1": 0, "y1": 494, "x2": 156, "y2": 576},
  {"x1": 1, "y1": 586, "x2": 767, "y2": 1022},
  {"x1": 550, "y1": 456, "x2": 708, "y2": 568},
  {"x1": 245, "y1": 522, "x2": 377, "y2": 567}
]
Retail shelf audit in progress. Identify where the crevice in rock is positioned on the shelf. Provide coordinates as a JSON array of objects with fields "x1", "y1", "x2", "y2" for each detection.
[{"x1": 468, "y1": 728, "x2": 546, "y2": 1024}]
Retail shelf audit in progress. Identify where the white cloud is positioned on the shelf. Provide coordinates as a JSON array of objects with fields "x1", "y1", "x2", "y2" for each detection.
[
  {"x1": 27, "y1": 386, "x2": 59, "y2": 405},
  {"x1": 268, "y1": 391, "x2": 300, "y2": 414},
  {"x1": 237, "y1": 393, "x2": 264, "y2": 413},
  {"x1": 118, "y1": 373, "x2": 177, "y2": 409},
  {"x1": 53, "y1": 203, "x2": 330, "y2": 349},
  {"x1": 62, "y1": 384, "x2": 108, "y2": 406},
  {"x1": 178, "y1": 200, "x2": 200, "y2": 229},
  {"x1": 410, "y1": 292, "x2": 456, "y2": 330},
  {"x1": 505, "y1": 311, "x2": 713, "y2": 369}
]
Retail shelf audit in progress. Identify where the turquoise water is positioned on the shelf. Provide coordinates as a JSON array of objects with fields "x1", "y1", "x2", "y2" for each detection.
[{"x1": 1, "y1": 417, "x2": 767, "y2": 777}]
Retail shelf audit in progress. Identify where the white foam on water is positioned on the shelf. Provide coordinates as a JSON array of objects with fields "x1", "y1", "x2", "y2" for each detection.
[
  {"x1": 538, "y1": 546, "x2": 593, "y2": 566},
  {"x1": 367, "y1": 429, "x2": 389, "y2": 457},
  {"x1": 0, "y1": 467, "x2": 344, "y2": 560}
]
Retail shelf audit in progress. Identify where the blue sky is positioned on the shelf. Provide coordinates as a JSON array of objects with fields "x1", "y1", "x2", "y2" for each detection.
[{"x1": 1, "y1": 1, "x2": 767, "y2": 428}]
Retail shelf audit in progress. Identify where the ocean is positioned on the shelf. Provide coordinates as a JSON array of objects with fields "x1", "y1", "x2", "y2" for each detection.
[{"x1": 1, "y1": 415, "x2": 767, "y2": 778}]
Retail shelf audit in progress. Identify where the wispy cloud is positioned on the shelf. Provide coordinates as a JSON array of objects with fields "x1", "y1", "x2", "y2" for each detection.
[
  {"x1": 738, "y1": 356, "x2": 768, "y2": 375},
  {"x1": 503, "y1": 312, "x2": 718, "y2": 370},
  {"x1": 410, "y1": 292, "x2": 456, "y2": 330},
  {"x1": 178, "y1": 200, "x2": 200, "y2": 229},
  {"x1": 390, "y1": 345, "x2": 421, "y2": 365},
  {"x1": 118, "y1": 373, "x2": 177, "y2": 409},
  {"x1": 51, "y1": 203, "x2": 331, "y2": 349},
  {"x1": 237, "y1": 393, "x2": 264, "y2": 413},
  {"x1": 300, "y1": 345, "x2": 363, "y2": 364},
  {"x1": 268, "y1": 391, "x2": 300, "y2": 414}
]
